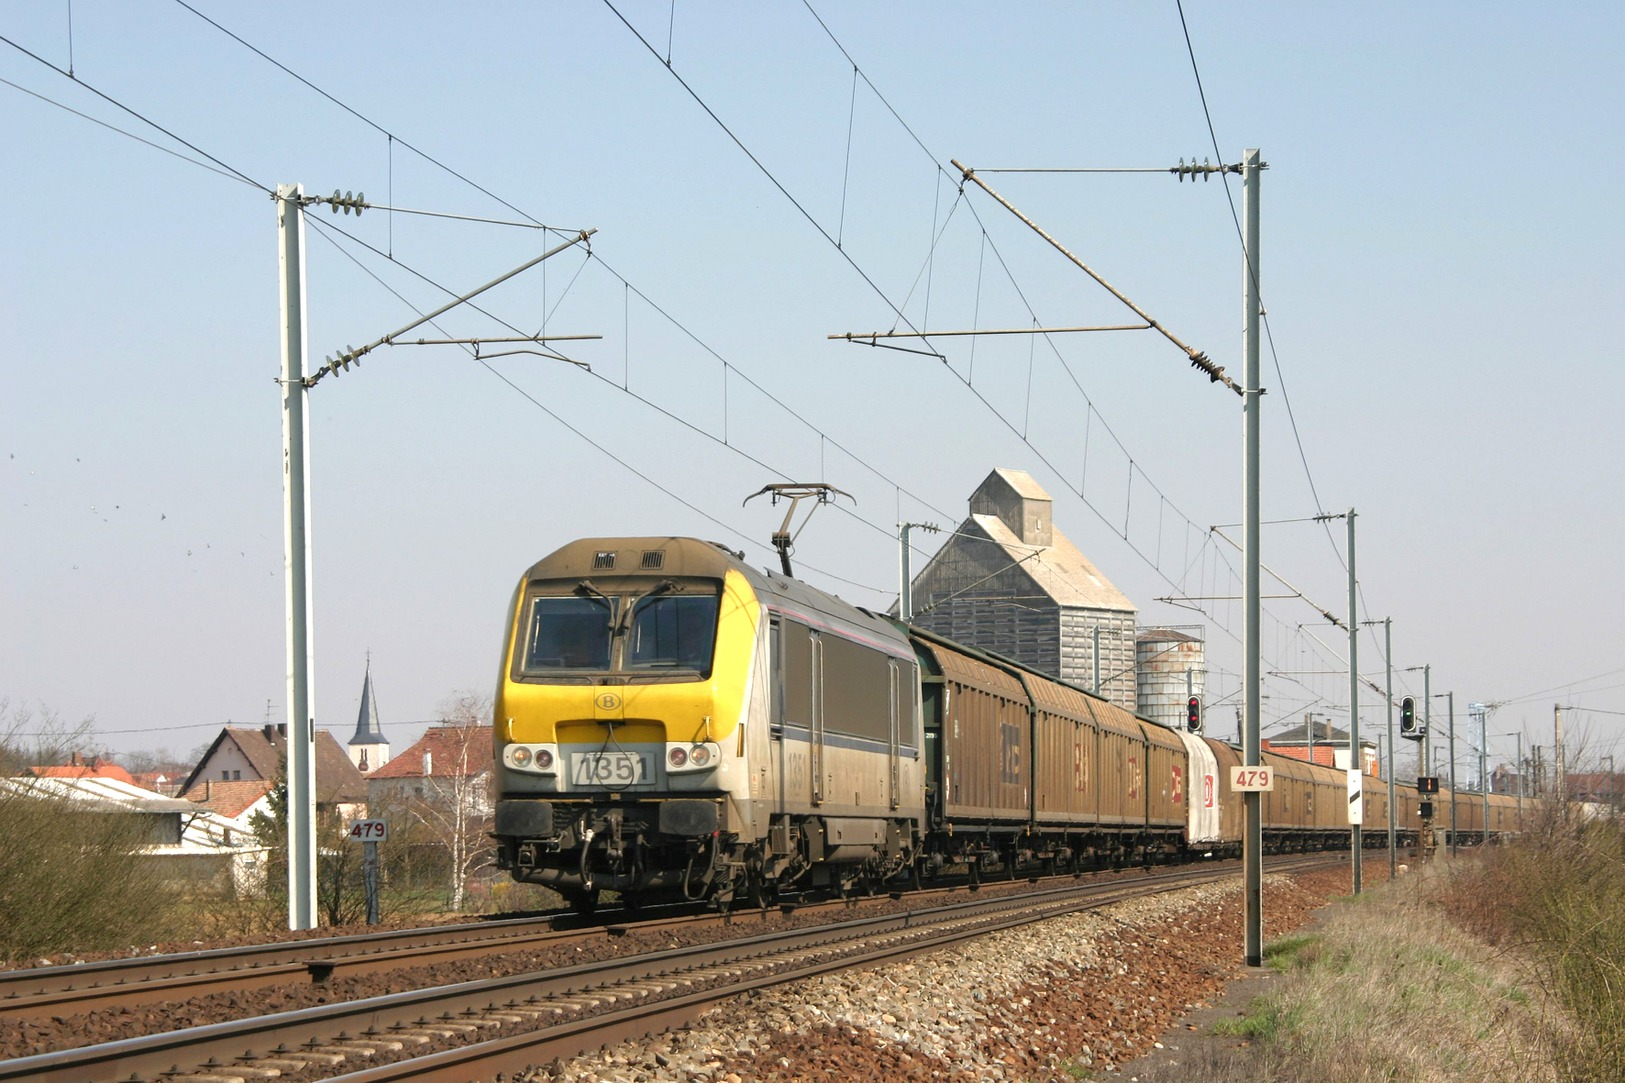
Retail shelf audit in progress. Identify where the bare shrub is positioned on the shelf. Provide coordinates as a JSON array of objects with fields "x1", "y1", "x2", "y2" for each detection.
[
  {"x1": 0, "y1": 784, "x2": 178, "y2": 962},
  {"x1": 1448, "y1": 813, "x2": 1625, "y2": 1081}
]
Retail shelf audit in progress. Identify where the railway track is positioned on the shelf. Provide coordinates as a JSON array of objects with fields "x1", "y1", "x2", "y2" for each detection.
[
  {"x1": 0, "y1": 908, "x2": 680, "y2": 1020},
  {"x1": 0, "y1": 857, "x2": 1337, "y2": 1083}
]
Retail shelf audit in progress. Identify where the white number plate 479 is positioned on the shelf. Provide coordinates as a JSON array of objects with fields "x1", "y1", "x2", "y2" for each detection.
[
  {"x1": 1230, "y1": 765, "x2": 1275, "y2": 792},
  {"x1": 573, "y1": 752, "x2": 647, "y2": 788}
]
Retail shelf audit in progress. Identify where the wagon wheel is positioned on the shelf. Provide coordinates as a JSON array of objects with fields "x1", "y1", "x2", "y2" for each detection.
[{"x1": 745, "y1": 870, "x2": 773, "y2": 910}]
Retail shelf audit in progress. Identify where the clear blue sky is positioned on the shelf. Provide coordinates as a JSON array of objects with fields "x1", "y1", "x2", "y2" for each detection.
[{"x1": 4, "y1": 2, "x2": 1621, "y2": 781}]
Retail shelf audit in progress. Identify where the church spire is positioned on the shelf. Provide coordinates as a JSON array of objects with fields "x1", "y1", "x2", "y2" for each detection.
[{"x1": 348, "y1": 658, "x2": 389, "y2": 748}]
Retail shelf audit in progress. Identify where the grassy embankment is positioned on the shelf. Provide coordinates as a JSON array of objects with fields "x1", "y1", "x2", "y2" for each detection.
[{"x1": 1193, "y1": 814, "x2": 1624, "y2": 1082}]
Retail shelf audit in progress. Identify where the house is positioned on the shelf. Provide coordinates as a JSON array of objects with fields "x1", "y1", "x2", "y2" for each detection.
[
  {"x1": 367, "y1": 724, "x2": 492, "y2": 807},
  {"x1": 367, "y1": 723, "x2": 495, "y2": 910},
  {"x1": 178, "y1": 723, "x2": 368, "y2": 822},
  {"x1": 907, "y1": 468, "x2": 1139, "y2": 711},
  {"x1": 3, "y1": 772, "x2": 267, "y2": 895},
  {"x1": 1263, "y1": 720, "x2": 1379, "y2": 775}
]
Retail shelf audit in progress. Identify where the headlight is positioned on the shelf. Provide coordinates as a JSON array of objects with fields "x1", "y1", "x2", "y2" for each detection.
[
  {"x1": 667, "y1": 742, "x2": 718, "y2": 774},
  {"x1": 506, "y1": 744, "x2": 557, "y2": 774}
]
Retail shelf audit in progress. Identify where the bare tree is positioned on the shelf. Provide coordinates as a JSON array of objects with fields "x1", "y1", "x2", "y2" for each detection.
[
  {"x1": 412, "y1": 692, "x2": 495, "y2": 912},
  {"x1": 0, "y1": 698, "x2": 99, "y2": 776}
]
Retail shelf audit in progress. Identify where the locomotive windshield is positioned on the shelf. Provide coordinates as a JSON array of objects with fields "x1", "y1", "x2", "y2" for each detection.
[
  {"x1": 523, "y1": 594, "x2": 617, "y2": 671},
  {"x1": 521, "y1": 580, "x2": 719, "y2": 676},
  {"x1": 626, "y1": 594, "x2": 717, "y2": 672}
]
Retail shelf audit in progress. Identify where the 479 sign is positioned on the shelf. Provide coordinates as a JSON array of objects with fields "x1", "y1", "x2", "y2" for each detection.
[{"x1": 1229, "y1": 765, "x2": 1275, "y2": 792}]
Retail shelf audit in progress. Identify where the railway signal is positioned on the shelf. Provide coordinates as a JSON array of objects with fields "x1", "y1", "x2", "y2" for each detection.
[
  {"x1": 1400, "y1": 696, "x2": 1422, "y2": 739},
  {"x1": 1186, "y1": 695, "x2": 1203, "y2": 734}
]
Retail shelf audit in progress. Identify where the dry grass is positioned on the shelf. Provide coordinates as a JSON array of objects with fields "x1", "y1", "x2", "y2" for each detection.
[{"x1": 1188, "y1": 858, "x2": 1570, "y2": 1082}]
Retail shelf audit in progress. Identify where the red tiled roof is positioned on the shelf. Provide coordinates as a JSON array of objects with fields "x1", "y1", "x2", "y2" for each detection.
[
  {"x1": 30, "y1": 759, "x2": 136, "y2": 784},
  {"x1": 369, "y1": 725, "x2": 492, "y2": 780}
]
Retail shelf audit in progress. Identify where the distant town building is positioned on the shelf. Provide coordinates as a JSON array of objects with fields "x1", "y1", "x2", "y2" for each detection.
[
  {"x1": 2, "y1": 772, "x2": 266, "y2": 894},
  {"x1": 29, "y1": 752, "x2": 137, "y2": 784},
  {"x1": 1263, "y1": 720, "x2": 1379, "y2": 775},
  {"x1": 367, "y1": 724, "x2": 492, "y2": 807},
  {"x1": 177, "y1": 723, "x2": 368, "y2": 821},
  {"x1": 346, "y1": 664, "x2": 391, "y2": 774},
  {"x1": 907, "y1": 468, "x2": 1139, "y2": 711}
]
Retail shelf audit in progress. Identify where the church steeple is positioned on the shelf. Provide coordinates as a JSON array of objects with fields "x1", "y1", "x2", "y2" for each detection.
[{"x1": 347, "y1": 657, "x2": 390, "y2": 772}]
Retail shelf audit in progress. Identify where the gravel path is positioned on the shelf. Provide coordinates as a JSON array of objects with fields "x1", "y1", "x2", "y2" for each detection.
[{"x1": 525, "y1": 867, "x2": 1351, "y2": 1083}]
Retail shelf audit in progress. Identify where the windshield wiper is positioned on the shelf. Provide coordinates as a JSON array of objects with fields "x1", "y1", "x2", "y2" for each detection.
[
  {"x1": 618, "y1": 579, "x2": 680, "y2": 635},
  {"x1": 574, "y1": 579, "x2": 617, "y2": 629}
]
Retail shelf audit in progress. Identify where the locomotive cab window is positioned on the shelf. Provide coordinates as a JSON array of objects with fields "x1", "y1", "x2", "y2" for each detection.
[
  {"x1": 523, "y1": 595, "x2": 616, "y2": 671},
  {"x1": 625, "y1": 593, "x2": 718, "y2": 674},
  {"x1": 520, "y1": 579, "x2": 720, "y2": 678}
]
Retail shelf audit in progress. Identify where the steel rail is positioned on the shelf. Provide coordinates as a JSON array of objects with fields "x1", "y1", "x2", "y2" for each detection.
[{"x1": 0, "y1": 859, "x2": 1340, "y2": 1082}]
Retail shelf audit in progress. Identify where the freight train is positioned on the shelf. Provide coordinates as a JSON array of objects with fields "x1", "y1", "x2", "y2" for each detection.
[{"x1": 492, "y1": 537, "x2": 1522, "y2": 909}]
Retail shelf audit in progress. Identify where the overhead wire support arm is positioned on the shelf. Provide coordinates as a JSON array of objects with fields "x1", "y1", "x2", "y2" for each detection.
[
  {"x1": 950, "y1": 158, "x2": 1244, "y2": 396},
  {"x1": 403, "y1": 334, "x2": 602, "y2": 367},
  {"x1": 830, "y1": 323, "x2": 1152, "y2": 340},
  {"x1": 306, "y1": 228, "x2": 597, "y2": 386}
]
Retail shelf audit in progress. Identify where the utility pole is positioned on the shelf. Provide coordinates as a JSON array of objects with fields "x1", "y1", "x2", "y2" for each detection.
[
  {"x1": 1422, "y1": 664, "x2": 1433, "y2": 863},
  {"x1": 1553, "y1": 703, "x2": 1566, "y2": 812},
  {"x1": 1385, "y1": 618, "x2": 1395, "y2": 878},
  {"x1": 1241, "y1": 148, "x2": 1264, "y2": 968},
  {"x1": 897, "y1": 522, "x2": 939, "y2": 622},
  {"x1": 1346, "y1": 509, "x2": 1362, "y2": 892},
  {"x1": 1515, "y1": 733, "x2": 1524, "y2": 826},
  {"x1": 1447, "y1": 692, "x2": 1457, "y2": 856},
  {"x1": 277, "y1": 183, "x2": 317, "y2": 931}
]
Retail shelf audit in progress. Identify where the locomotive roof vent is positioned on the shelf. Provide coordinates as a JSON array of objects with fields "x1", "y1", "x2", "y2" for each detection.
[
  {"x1": 640, "y1": 550, "x2": 665, "y2": 570},
  {"x1": 593, "y1": 551, "x2": 617, "y2": 570}
]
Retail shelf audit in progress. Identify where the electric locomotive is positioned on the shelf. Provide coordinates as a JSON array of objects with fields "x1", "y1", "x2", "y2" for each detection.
[{"x1": 492, "y1": 536, "x2": 925, "y2": 910}]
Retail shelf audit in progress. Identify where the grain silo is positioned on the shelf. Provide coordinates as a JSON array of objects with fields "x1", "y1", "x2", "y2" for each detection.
[{"x1": 1136, "y1": 627, "x2": 1206, "y2": 732}]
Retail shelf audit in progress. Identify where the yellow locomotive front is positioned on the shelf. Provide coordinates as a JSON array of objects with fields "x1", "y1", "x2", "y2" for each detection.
[{"x1": 493, "y1": 537, "x2": 762, "y2": 910}]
